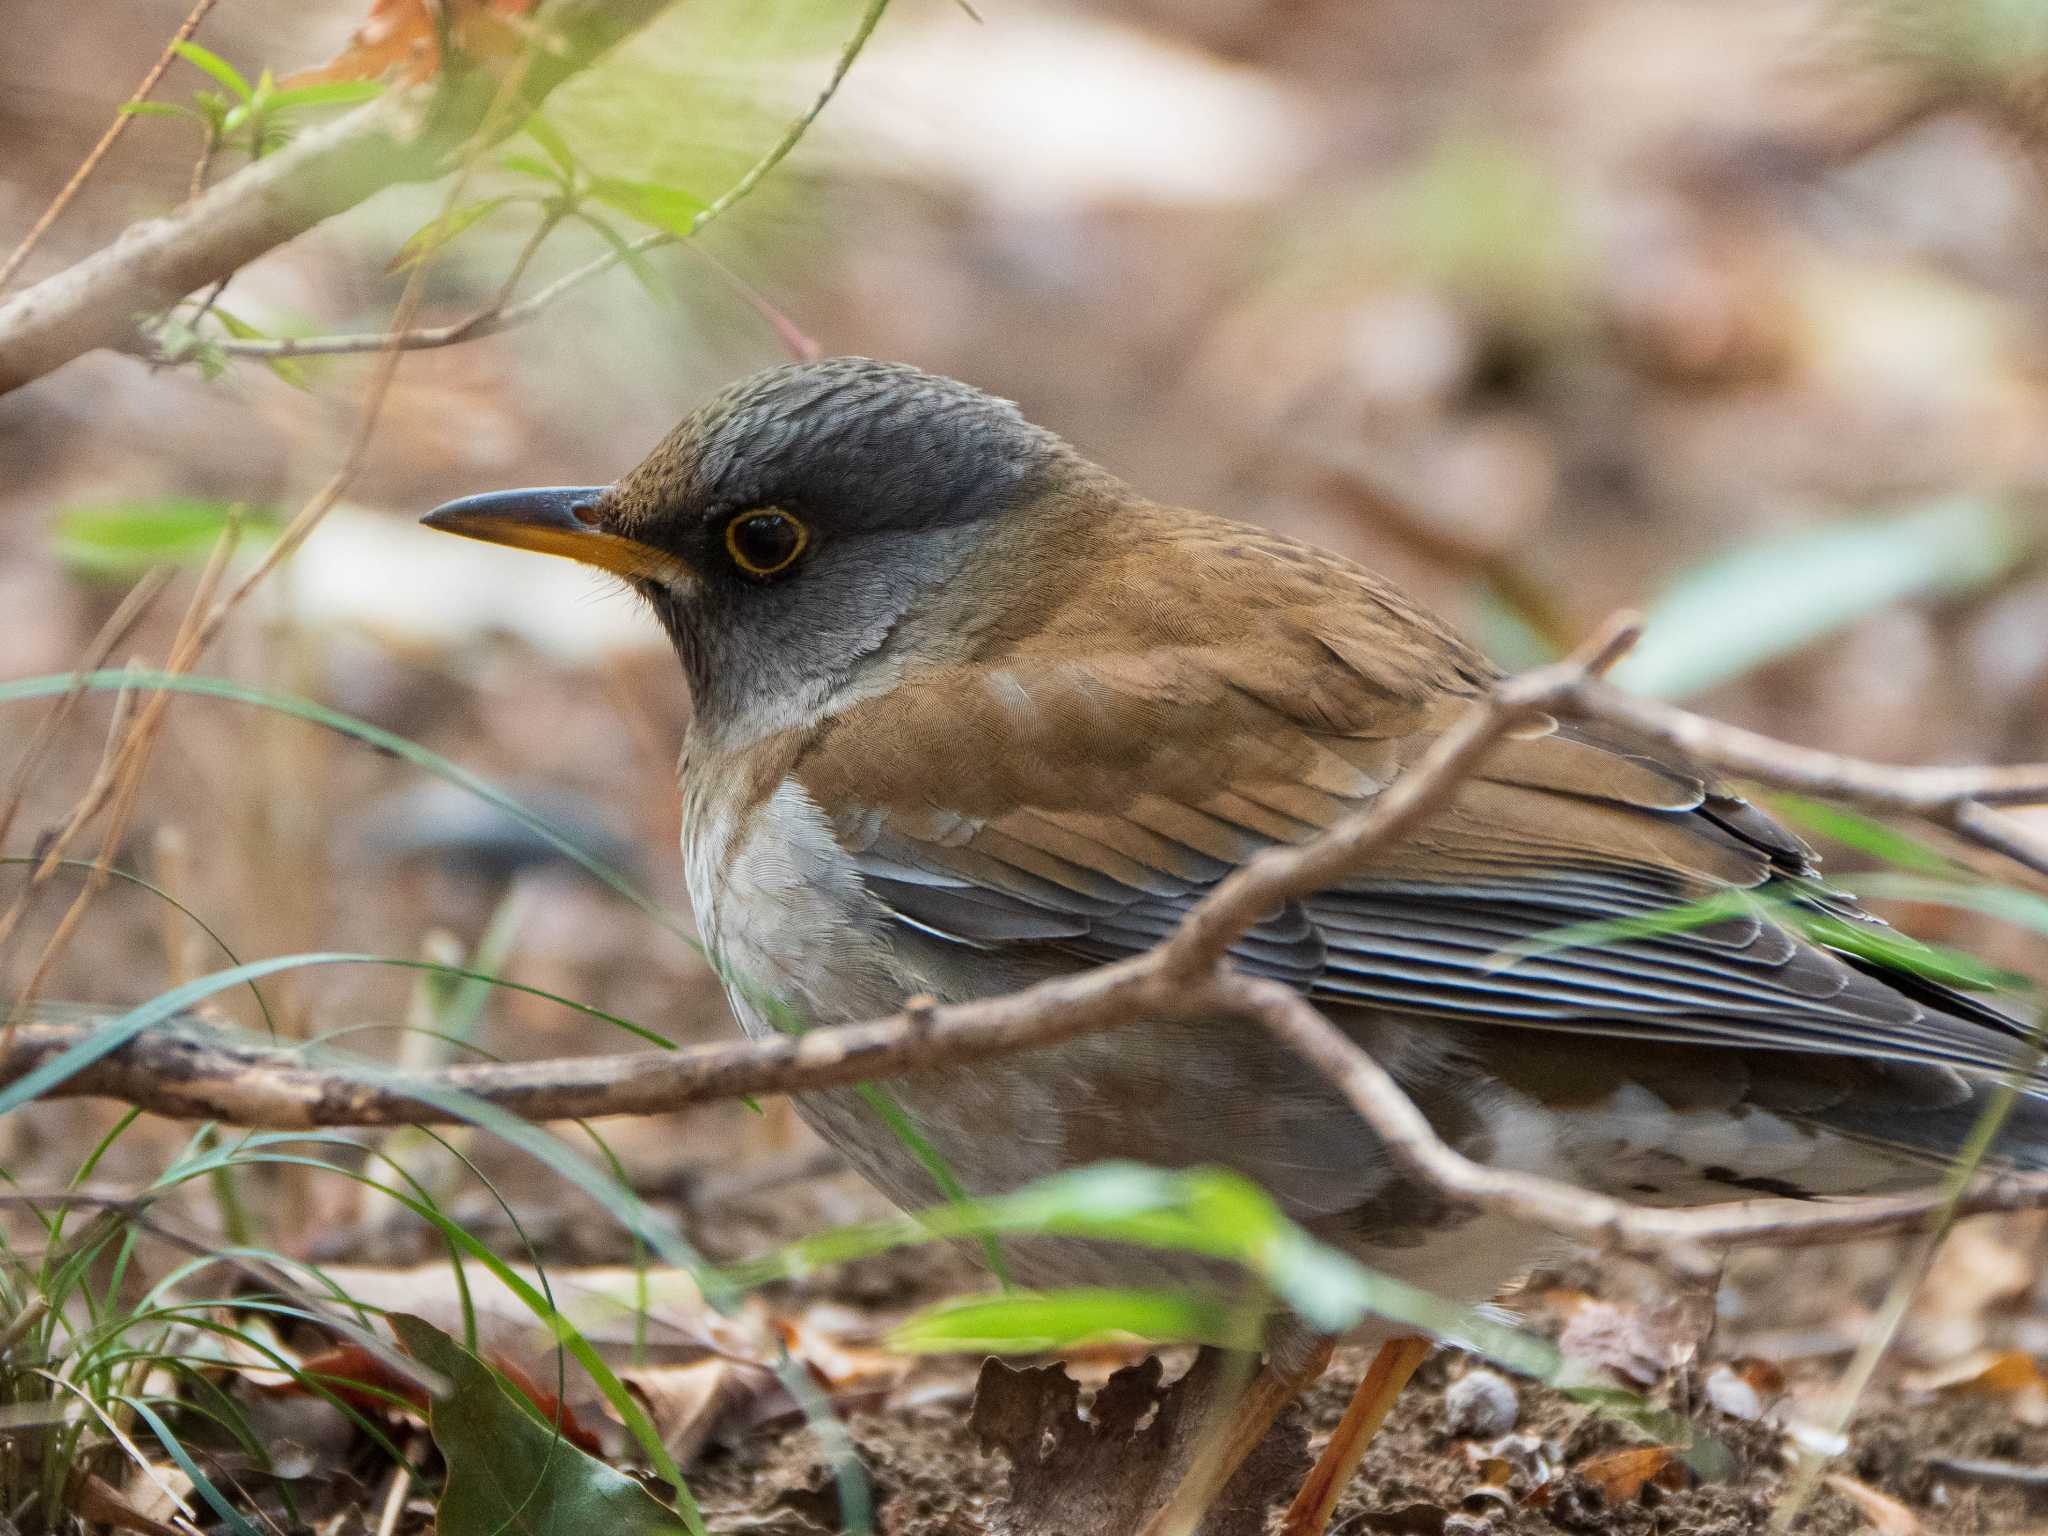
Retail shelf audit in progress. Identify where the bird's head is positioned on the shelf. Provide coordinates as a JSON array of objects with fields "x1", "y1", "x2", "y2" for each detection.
[{"x1": 423, "y1": 358, "x2": 1078, "y2": 738}]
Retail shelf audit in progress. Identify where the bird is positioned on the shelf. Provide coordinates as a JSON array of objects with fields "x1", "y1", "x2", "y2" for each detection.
[{"x1": 424, "y1": 357, "x2": 2044, "y2": 1535}]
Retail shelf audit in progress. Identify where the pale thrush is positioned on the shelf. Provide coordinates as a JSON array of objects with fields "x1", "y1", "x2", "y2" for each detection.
[{"x1": 425, "y1": 358, "x2": 2042, "y2": 1533}]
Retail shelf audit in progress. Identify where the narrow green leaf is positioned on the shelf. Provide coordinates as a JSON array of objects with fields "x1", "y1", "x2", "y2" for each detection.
[
  {"x1": 499, "y1": 152, "x2": 570, "y2": 184},
  {"x1": 891, "y1": 1288, "x2": 1256, "y2": 1354},
  {"x1": 1767, "y1": 794, "x2": 1962, "y2": 875},
  {"x1": 524, "y1": 115, "x2": 579, "y2": 180},
  {"x1": 1486, "y1": 889, "x2": 1764, "y2": 969},
  {"x1": 1851, "y1": 872, "x2": 2048, "y2": 938},
  {"x1": 389, "y1": 197, "x2": 519, "y2": 273},
  {"x1": 586, "y1": 177, "x2": 708, "y2": 240},
  {"x1": 172, "y1": 40, "x2": 252, "y2": 101},
  {"x1": 393, "y1": 1315, "x2": 702, "y2": 1536},
  {"x1": 574, "y1": 211, "x2": 668, "y2": 305},
  {"x1": 1612, "y1": 496, "x2": 2026, "y2": 698},
  {"x1": 211, "y1": 306, "x2": 311, "y2": 391},
  {"x1": 49, "y1": 498, "x2": 278, "y2": 576},
  {"x1": 263, "y1": 80, "x2": 386, "y2": 112},
  {"x1": 1789, "y1": 910, "x2": 2025, "y2": 992}
]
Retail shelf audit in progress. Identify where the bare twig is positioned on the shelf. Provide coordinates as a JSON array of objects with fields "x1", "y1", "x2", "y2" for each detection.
[
  {"x1": 0, "y1": 0, "x2": 223, "y2": 292},
  {"x1": 201, "y1": 229, "x2": 671, "y2": 359},
  {"x1": 7, "y1": 610, "x2": 2048, "y2": 1269}
]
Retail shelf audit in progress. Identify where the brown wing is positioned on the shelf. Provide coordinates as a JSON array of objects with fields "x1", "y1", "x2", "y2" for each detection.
[{"x1": 791, "y1": 507, "x2": 2031, "y2": 1082}]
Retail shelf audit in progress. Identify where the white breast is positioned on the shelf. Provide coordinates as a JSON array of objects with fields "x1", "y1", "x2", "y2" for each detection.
[{"x1": 680, "y1": 775, "x2": 907, "y2": 1041}]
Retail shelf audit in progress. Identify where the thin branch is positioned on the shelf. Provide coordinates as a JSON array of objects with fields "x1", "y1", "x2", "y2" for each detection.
[
  {"x1": 203, "y1": 230, "x2": 671, "y2": 358},
  {"x1": 7, "y1": 610, "x2": 2048, "y2": 1268},
  {"x1": 0, "y1": 0, "x2": 223, "y2": 292}
]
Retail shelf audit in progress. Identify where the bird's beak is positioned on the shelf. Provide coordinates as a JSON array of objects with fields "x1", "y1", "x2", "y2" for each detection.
[{"x1": 420, "y1": 487, "x2": 688, "y2": 583}]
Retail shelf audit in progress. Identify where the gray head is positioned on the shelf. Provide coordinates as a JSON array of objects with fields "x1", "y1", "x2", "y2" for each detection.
[{"x1": 422, "y1": 358, "x2": 1077, "y2": 736}]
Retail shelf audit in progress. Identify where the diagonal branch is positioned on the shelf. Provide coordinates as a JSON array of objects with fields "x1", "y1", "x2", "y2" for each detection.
[{"x1": 5, "y1": 611, "x2": 2047, "y2": 1266}]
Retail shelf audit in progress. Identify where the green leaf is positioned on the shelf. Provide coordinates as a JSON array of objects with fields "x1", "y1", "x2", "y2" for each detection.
[
  {"x1": 1839, "y1": 872, "x2": 2048, "y2": 943},
  {"x1": 574, "y1": 211, "x2": 668, "y2": 305},
  {"x1": 211, "y1": 306, "x2": 311, "y2": 391},
  {"x1": 389, "y1": 197, "x2": 520, "y2": 273},
  {"x1": 49, "y1": 498, "x2": 278, "y2": 576},
  {"x1": 731, "y1": 1164, "x2": 1557, "y2": 1377},
  {"x1": 891, "y1": 1288, "x2": 1257, "y2": 1354},
  {"x1": 1766, "y1": 795, "x2": 1962, "y2": 875},
  {"x1": 499, "y1": 152, "x2": 570, "y2": 184},
  {"x1": 263, "y1": 79, "x2": 384, "y2": 113},
  {"x1": 392, "y1": 1315, "x2": 702, "y2": 1536},
  {"x1": 172, "y1": 40, "x2": 252, "y2": 101},
  {"x1": 524, "y1": 115, "x2": 580, "y2": 180},
  {"x1": 1788, "y1": 909, "x2": 2026, "y2": 992},
  {"x1": 1489, "y1": 889, "x2": 1765, "y2": 969},
  {"x1": 586, "y1": 177, "x2": 707, "y2": 240},
  {"x1": 1611, "y1": 496, "x2": 2026, "y2": 698}
]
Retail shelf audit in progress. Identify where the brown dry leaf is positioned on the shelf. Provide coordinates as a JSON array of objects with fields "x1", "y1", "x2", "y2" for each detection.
[
  {"x1": 1905, "y1": 1346, "x2": 2048, "y2": 1425},
  {"x1": 617, "y1": 1358, "x2": 775, "y2": 1468},
  {"x1": 970, "y1": 1355, "x2": 1310, "y2": 1536},
  {"x1": 1474, "y1": 1454, "x2": 1514, "y2": 1487},
  {"x1": 1555, "y1": 1297, "x2": 1692, "y2": 1389},
  {"x1": 277, "y1": 1337, "x2": 606, "y2": 1456},
  {"x1": 1575, "y1": 1446, "x2": 1677, "y2": 1505},
  {"x1": 1822, "y1": 1472, "x2": 1923, "y2": 1535},
  {"x1": 67, "y1": 1471, "x2": 183, "y2": 1536},
  {"x1": 284, "y1": 0, "x2": 536, "y2": 87}
]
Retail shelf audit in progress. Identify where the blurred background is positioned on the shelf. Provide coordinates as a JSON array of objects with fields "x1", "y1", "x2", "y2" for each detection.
[{"x1": 4, "y1": 2, "x2": 2048, "y2": 1521}]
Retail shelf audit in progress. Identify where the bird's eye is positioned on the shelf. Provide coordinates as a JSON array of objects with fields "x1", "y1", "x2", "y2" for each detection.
[{"x1": 723, "y1": 509, "x2": 808, "y2": 578}]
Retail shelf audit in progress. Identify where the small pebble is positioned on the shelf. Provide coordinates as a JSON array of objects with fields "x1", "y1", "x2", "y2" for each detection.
[
  {"x1": 1444, "y1": 1368, "x2": 1519, "y2": 1438},
  {"x1": 1443, "y1": 1516, "x2": 1496, "y2": 1536}
]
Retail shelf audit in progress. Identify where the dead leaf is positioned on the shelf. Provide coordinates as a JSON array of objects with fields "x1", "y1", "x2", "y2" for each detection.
[
  {"x1": 1576, "y1": 1446, "x2": 1678, "y2": 1504},
  {"x1": 1555, "y1": 1297, "x2": 1691, "y2": 1388},
  {"x1": 1822, "y1": 1473, "x2": 1922, "y2": 1535},
  {"x1": 67, "y1": 1471, "x2": 184, "y2": 1536},
  {"x1": 616, "y1": 1358, "x2": 776, "y2": 1468},
  {"x1": 970, "y1": 1354, "x2": 1310, "y2": 1536},
  {"x1": 284, "y1": 0, "x2": 537, "y2": 87},
  {"x1": 281, "y1": 1337, "x2": 604, "y2": 1455}
]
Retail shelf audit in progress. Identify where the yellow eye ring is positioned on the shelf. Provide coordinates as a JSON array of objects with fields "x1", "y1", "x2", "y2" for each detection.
[{"x1": 724, "y1": 509, "x2": 809, "y2": 578}]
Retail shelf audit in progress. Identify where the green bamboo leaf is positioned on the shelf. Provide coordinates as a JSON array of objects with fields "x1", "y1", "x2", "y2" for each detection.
[
  {"x1": 891, "y1": 1288, "x2": 1256, "y2": 1354},
  {"x1": 1767, "y1": 794, "x2": 1962, "y2": 875},
  {"x1": 389, "y1": 196, "x2": 520, "y2": 273},
  {"x1": 1612, "y1": 496, "x2": 2026, "y2": 699},
  {"x1": 585, "y1": 177, "x2": 707, "y2": 240},
  {"x1": 211, "y1": 306, "x2": 311, "y2": 391},
  {"x1": 172, "y1": 40, "x2": 252, "y2": 101},
  {"x1": 263, "y1": 79, "x2": 385, "y2": 112},
  {"x1": 574, "y1": 211, "x2": 668, "y2": 305},
  {"x1": 1851, "y1": 872, "x2": 2048, "y2": 937},
  {"x1": 49, "y1": 498, "x2": 279, "y2": 576},
  {"x1": 523, "y1": 115, "x2": 579, "y2": 180}
]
